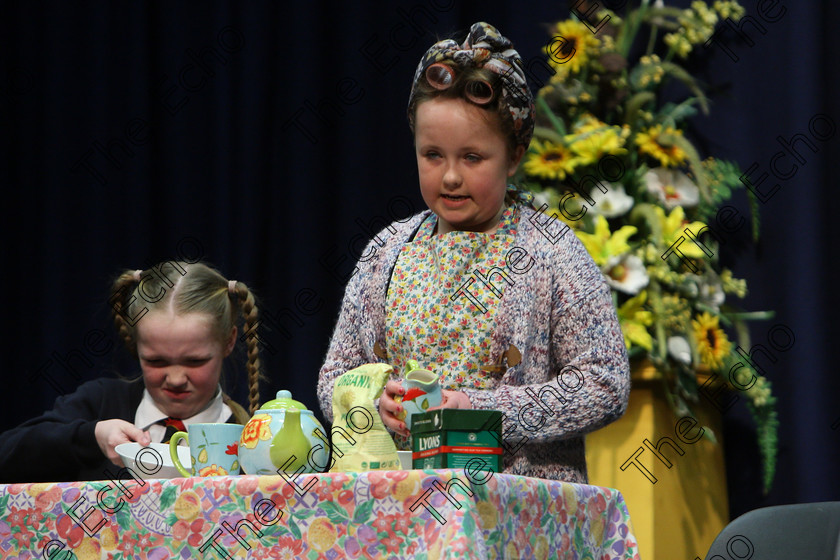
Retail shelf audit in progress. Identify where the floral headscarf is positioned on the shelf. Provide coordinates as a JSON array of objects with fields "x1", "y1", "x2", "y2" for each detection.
[{"x1": 407, "y1": 21, "x2": 535, "y2": 149}]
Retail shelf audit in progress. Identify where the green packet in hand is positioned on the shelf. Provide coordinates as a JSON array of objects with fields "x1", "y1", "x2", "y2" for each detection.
[{"x1": 330, "y1": 363, "x2": 400, "y2": 472}]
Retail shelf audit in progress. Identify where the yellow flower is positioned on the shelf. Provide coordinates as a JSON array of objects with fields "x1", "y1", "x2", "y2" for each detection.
[
  {"x1": 720, "y1": 268, "x2": 747, "y2": 297},
  {"x1": 575, "y1": 214, "x2": 637, "y2": 266},
  {"x1": 617, "y1": 291, "x2": 654, "y2": 351},
  {"x1": 692, "y1": 1, "x2": 719, "y2": 26},
  {"x1": 566, "y1": 115, "x2": 629, "y2": 165},
  {"x1": 655, "y1": 206, "x2": 709, "y2": 260},
  {"x1": 714, "y1": 0, "x2": 745, "y2": 20},
  {"x1": 523, "y1": 139, "x2": 581, "y2": 180},
  {"x1": 692, "y1": 312, "x2": 732, "y2": 369},
  {"x1": 636, "y1": 124, "x2": 689, "y2": 167},
  {"x1": 637, "y1": 55, "x2": 666, "y2": 87},
  {"x1": 658, "y1": 293, "x2": 692, "y2": 331},
  {"x1": 573, "y1": 114, "x2": 605, "y2": 134},
  {"x1": 664, "y1": 30, "x2": 693, "y2": 58},
  {"x1": 600, "y1": 34, "x2": 617, "y2": 51},
  {"x1": 545, "y1": 20, "x2": 600, "y2": 77}
]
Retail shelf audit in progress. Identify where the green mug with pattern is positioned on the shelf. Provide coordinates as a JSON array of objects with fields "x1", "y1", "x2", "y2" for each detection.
[{"x1": 169, "y1": 423, "x2": 243, "y2": 477}]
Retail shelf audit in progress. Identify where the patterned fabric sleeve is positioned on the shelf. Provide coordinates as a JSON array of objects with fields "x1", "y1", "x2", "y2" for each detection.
[{"x1": 316, "y1": 266, "x2": 370, "y2": 424}]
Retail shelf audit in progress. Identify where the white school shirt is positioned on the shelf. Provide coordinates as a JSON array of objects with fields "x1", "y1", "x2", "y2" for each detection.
[{"x1": 135, "y1": 386, "x2": 232, "y2": 444}]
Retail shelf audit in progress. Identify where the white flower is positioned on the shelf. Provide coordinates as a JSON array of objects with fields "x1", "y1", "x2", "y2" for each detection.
[
  {"x1": 698, "y1": 276, "x2": 726, "y2": 311},
  {"x1": 644, "y1": 168, "x2": 700, "y2": 209},
  {"x1": 667, "y1": 336, "x2": 692, "y2": 365},
  {"x1": 588, "y1": 183, "x2": 634, "y2": 218},
  {"x1": 603, "y1": 254, "x2": 649, "y2": 294}
]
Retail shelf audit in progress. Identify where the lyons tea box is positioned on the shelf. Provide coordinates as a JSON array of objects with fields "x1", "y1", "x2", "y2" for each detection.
[{"x1": 411, "y1": 409, "x2": 502, "y2": 472}]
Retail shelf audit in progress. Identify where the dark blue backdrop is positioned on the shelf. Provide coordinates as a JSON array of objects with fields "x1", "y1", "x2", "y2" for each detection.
[{"x1": 1, "y1": 0, "x2": 837, "y2": 522}]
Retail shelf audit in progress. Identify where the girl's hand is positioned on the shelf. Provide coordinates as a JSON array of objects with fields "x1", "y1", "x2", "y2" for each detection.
[
  {"x1": 379, "y1": 380, "x2": 410, "y2": 437},
  {"x1": 431, "y1": 390, "x2": 472, "y2": 410},
  {"x1": 95, "y1": 419, "x2": 151, "y2": 467}
]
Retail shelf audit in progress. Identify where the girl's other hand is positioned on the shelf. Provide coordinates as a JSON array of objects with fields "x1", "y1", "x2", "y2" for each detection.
[
  {"x1": 95, "y1": 419, "x2": 152, "y2": 467},
  {"x1": 379, "y1": 380, "x2": 410, "y2": 437},
  {"x1": 431, "y1": 390, "x2": 472, "y2": 410}
]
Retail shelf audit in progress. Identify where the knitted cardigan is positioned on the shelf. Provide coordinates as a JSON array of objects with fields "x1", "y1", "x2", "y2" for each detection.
[{"x1": 317, "y1": 204, "x2": 630, "y2": 482}]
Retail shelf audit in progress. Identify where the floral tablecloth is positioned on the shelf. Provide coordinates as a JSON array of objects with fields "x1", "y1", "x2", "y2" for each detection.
[{"x1": 0, "y1": 470, "x2": 640, "y2": 559}]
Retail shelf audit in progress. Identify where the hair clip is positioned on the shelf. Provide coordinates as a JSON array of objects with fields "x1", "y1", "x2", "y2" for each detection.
[
  {"x1": 228, "y1": 280, "x2": 237, "y2": 295},
  {"x1": 132, "y1": 269, "x2": 142, "y2": 282},
  {"x1": 424, "y1": 62, "x2": 495, "y2": 105}
]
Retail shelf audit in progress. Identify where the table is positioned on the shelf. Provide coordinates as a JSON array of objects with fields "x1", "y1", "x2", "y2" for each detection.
[{"x1": 0, "y1": 470, "x2": 640, "y2": 559}]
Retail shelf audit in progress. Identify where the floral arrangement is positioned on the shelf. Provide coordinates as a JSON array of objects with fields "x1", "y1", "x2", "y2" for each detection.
[{"x1": 518, "y1": 0, "x2": 777, "y2": 492}]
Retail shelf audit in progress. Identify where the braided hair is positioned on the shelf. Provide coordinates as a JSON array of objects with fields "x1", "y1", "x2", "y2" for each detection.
[{"x1": 109, "y1": 261, "x2": 263, "y2": 416}]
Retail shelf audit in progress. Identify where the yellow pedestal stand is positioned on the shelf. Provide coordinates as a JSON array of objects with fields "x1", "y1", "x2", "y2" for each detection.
[{"x1": 585, "y1": 365, "x2": 729, "y2": 560}]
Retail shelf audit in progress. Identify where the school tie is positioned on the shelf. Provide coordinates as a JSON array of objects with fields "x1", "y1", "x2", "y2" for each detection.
[{"x1": 160, "y1": 417, "x2": 186, "y2": 443}]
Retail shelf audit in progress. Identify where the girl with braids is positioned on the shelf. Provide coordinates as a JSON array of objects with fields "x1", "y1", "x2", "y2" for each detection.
[
  {"x1": 0, "y1": 261, "x2": 262, "y2": 482},
  {"x1": 317, "y1": 23, "x2": 629, "y2": 481}
]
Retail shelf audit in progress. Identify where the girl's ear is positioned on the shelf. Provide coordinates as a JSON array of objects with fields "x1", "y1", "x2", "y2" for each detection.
[
  {"x1": 224, "y1": 326, "x2": 237, "y2": 357},
  {"x1": 507, "y1": 145, "x2": 526, "y2": 176}
]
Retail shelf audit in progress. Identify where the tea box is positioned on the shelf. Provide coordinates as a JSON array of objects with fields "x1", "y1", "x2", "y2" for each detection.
[{"x1": 410, "y1": 409, "x2": 502, "y2": 472}]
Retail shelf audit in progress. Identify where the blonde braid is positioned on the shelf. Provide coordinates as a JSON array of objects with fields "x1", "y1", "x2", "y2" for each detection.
[
  {"x1": 230, "y1": 281, "x2": 263, "y2": 415},
  {"x1": 110, "y1": 270, "x2": 142, "y2": 355}
]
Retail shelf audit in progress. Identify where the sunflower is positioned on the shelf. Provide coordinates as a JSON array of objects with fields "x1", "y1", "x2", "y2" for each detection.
[
  {"x1": 635, "y1": 125, "x2": 689, "y2": 167},
  {"x1": 566, "y1": 116, "x2": 629, "y2": 165},
  {"x1": 523, "y1": 139, "x2": 580, "y2": 180},
  {"x1": 692, "y1": 311, "x2": 732, "y2": 369},
  {"x1": 544, "y1": 19, "x2": 600, "y2": 78}
]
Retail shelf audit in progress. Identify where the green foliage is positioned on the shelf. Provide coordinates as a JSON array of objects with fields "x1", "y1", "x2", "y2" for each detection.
[{"x1": 746, "y1": 389, "x2": 779, "y2": 495}]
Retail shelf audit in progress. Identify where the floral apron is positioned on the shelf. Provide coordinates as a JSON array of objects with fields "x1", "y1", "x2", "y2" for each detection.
[{"x1": 385, "y1": 204, "x2": 521, "y2": 447}]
